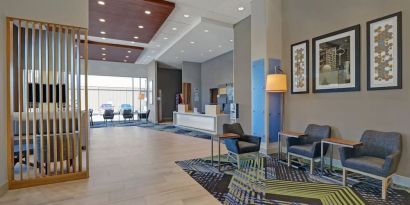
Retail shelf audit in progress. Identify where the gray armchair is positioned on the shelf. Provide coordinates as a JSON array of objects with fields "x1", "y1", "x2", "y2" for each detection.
[
  {"x1": 287, "y1": 124, "x2": 331, "y2": 174},
  {"x1": 340, "y1": 130, "x2": 402, "y2": 200}
]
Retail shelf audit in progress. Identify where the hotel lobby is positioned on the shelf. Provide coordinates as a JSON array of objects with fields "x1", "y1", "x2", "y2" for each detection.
[{"x1": 0, "y1": 0, "x2": 409, "y2": 204}]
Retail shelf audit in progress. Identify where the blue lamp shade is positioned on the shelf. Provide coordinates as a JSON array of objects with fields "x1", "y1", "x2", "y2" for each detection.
[{"x1": 266, "y1": 74, "x2": 287, "y2": 93}]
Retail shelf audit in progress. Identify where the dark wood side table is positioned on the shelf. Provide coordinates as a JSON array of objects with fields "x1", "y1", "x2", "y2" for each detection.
[
  {"x1": 320, "y1": 137, "x2": 362, "y2": 176},
  {"x1": 277, "y1": 131, "x2": 305, "y2": 164},
  {"x1": 211, "y1": 133, "x2": 240, "y2": 171}
]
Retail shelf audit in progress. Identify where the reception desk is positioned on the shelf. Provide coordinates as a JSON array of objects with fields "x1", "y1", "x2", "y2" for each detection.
[{"x1": 173, "y1": 111, "x2": 230, "y2": 135}]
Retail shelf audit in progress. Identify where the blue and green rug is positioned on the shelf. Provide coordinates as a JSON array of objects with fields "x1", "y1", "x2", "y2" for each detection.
[{"x1": 176, "y1": 155, "x2": 410, "y2": 205}]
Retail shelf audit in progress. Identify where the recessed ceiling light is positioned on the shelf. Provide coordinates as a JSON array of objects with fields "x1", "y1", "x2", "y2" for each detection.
[
  {"x1": 102, "y1": 58, "x2": 106, "y2": 60},
  {"x1": 133, "y1": 36, "x2": 139, "y2": 39},
  {"x1": 163, "y1": 37, "x2": 168, "y2": 40},
  {"x1": 238, "y1": 6, "x2": 245, "y2": 11},
  {"x1": 145, "y1": 10, "x2": 151, "y2": 15},
  {"x1": 209, "y1": 49, "x2": 213, "y2": 52},
  {"x1": 97, "y1": 1, "x2": 105, "y2": 5},
  {"x1": 180, "y1": 50, "x2": 184, "y2": 53},
  {"x1": 125, "y1": 56, "x2": 129, "y2": 58},
  {"x1": 183, "y1": 14, "x2": 190, "y2": 18},
  {"x1": 101, "y1": 47, "x2": 106, "y2": 50},
  {"x1": 230, "y1": 39, "x2": 234, "y2": 42},
  {"x1": 99, "y1": 18, "x2": 106, "y2": 22},
  {"x1": 102, "y1": 53, "x2": 106, "y2": 56},
  {"x1": 100, "y1": 31, "x2": 106, "y2": 35},
  {"x1": 204, "y1": 29, "x2": 209, "y2": 33},
  {"x1": 128, "y1": 50, "x2": 132, "y2": 53},
  {"x1": 172, "y1": 27, "x2": 177, "y2": 31},
  {"x1": 218, "y1": 45, "x2": 222, "y2": 48},
  {"x1": 189, "y1": 41, "x2": 195, "y2": 44},
  {"x1": 101, "y1": 37, "x2": 106, "y2": 40},
  {"x1": 124, "y1": 60, "x2": 127, "y2": 62},
  {"x1": 131, "y1": 41, "x2": 135, "y2": 44},
  {"x1": 138, "y1": 25, "x2": 144, "y2": 29}
]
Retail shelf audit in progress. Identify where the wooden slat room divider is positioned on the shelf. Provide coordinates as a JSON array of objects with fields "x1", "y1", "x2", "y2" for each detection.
[{"x1": 5, "y1": 17, "x2": 89, "y2": 189}]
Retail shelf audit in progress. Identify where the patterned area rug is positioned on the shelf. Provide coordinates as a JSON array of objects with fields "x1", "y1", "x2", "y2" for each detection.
[
  {"x1": 176, "y1": 155, "x2": 410, "y2": 205},
  {"x1": 91, "y1": 121, "x2": 212, "y2": 140}
]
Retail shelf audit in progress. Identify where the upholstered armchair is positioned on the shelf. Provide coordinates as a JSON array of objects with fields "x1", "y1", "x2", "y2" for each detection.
[
  {"x1": 138, "y1": 110, "x2": 150, "y2": 122},
  {"x1": 223, "y1": 123, "x2": 261, "y2": 168},
  {"x1": 287, "y1": 124, "x2": 331, "y2": 174},
  {"x1": 103, "y1": 109, "x2": 115, "y2": 126},
  {"x1": 340, "y1": 130, "x2": 402, "y2": 200},
  {"x1": 122, "y1": 109, "x2": 134, "y2": 121}
]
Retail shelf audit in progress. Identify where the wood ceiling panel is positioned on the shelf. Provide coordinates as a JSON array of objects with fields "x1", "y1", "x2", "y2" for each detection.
[
  {"x1": 89, "y1": 0, "x2": 175, "y2": 43},
  {"x1": 81, "y1": 41, "x2": 144, "y2": 64}
]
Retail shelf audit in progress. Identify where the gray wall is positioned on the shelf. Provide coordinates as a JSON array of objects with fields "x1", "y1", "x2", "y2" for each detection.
[
  {"x1": 201, "y1": 51, "x2": 234, "y2": 110},
  {"x1": 182, "y1": 61, "x2": 202, "y2": 112},
  {"x1": 157, "y1": 68, "x2": 182, "y2": 120},
  {"x1": 147, "y1": 61, "x2": 157, "y2": 123},
  {"x1": 0, "y1": 0, "x2": 88, "y2": 193},
  {"x1": 282, "y1": 0, "x2": 410, "y2": 177},
  {"x1": 234, "y1": 16, "x2": 252, "y2": 133}
]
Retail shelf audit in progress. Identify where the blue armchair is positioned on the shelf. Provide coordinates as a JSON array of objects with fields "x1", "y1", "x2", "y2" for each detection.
[
  {"x1": 340, "y1": 130, "x2": 402, "y2": 199},
  {"x1": 223, "y1": 123, "x2": 261, "y2": 168},
  {"x1": 287, "y1": 124, "x2": 331, "y2": 174}
]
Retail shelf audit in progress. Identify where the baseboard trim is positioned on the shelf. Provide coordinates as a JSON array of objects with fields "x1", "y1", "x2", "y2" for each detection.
[{"x1": 0, "y1": 182, "x2": 8, "y2": 197}]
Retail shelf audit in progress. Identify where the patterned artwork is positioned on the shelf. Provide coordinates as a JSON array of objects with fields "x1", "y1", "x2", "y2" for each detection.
[
  {"x1": 291, "y1": 41, "x2": 309, "y2": 94},
  {"x1": 176, "y1": 155, "x2": 410, "y2": 205},
  {"x1": 367, "y1": 12, "x2": 402, "y2": 90}
]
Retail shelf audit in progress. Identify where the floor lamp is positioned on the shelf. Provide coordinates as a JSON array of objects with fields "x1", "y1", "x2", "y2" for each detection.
[{"x1": 266, "y1": 73, "x2": 288, "y2": 131}]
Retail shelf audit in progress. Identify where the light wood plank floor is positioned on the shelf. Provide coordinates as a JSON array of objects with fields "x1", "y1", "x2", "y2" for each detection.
[{"x1": 0, "y1": 126, "x2": 224, "y2": 205}]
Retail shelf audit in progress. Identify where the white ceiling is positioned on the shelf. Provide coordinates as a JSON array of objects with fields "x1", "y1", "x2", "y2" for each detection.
[
  {"x1": 137, "y1": 0, "x2": 252, "y2": 66},
  {"x1": 88, "y1": 0, "x2": 252, "y2": 66}
]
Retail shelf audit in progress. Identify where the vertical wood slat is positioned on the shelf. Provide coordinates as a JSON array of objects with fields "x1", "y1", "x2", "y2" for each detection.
[
  {"x1": 71, "y1": 30, "x2": 77, "y2": 173},
  {"x1": 46, "y1": 23, "x2": 51, "y2": 176},
  {"x1": 6, "y1": 18, "x2": 15, "y2": 181},
  {"x1": 31, "y1": 22, "x2": 38, "y2": 177},
  {"x1": 7, "y1": 17, "x2": 89, "y2": 188},
  {"x1": 76, "y1": 30, "x2": 82, "y2": 172},
  {"x1": 65, "y1": 28, "x2": 71, "y2": 173},
  {"x1": 84, "y1": 31, "x2": 89, "y2": 176},
  {"x1": 58, "y1": 26, "x2": 64, "y2": 174},
  {"x1": 25, "y1": 20, "x2": 30, "y2": 179},
  {"x1": 18, "y1": 20, "x2": 23, "y2": 180},
  {"x1": 39, "y1": 23, "x2": 45, "y2": 177},
  {"x1": 52, "y1": 25, "x2": 58, "y2": 175}
]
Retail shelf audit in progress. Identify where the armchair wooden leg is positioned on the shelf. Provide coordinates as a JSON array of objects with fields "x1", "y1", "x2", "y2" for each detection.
[
  {"x1": 382, "y1": 178, "x2": 388, "y2": 200},
  {"x1": 310, "y1": 159, "x2": 313, "y2": 175},
  {"x1": 237, "y1": 155, "x2": 241, "y2": 169},
  {"x1": 287, "y1": 153, "x2": 291, "y2": 167},
  {"x1": 342, "y1": 168, "x2": 346, "y2": 186}
]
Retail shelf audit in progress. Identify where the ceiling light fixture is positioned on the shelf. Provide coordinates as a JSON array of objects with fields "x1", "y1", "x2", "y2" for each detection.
[
  {"x1": 100, "y1": 31, "x2": 106, "y2": 35},
  {"x1": 218, "y1": 45, "x2": 222, "y2": 48},
  {"x1": 128, "y1": 50, "x2": 132, "y2": 53},
  {"x1": 230, "y1": 39, "x2": 234, "y2": 42},
  {"x1": 163, "y1": 37, "x2": 168, "y2": 40},
  {"x1": 133, "y1": 36, "x2": 139, "y2": 39},
  {"x1": 99, "y1": 18, "x2": 106, "y2": 22},
  {"x1": 190, "y1": 41, "x2": 195, "y2": 44},
  {"x1": 238, "y1": 6, "x2": 245, "y2": 11},
  {"x1": 172, "y1": 27, "x2": 177, "y2": 31},
  {"x1": 209, "y1": 49, "x2": 213, "y2": 52},
  {"x1": 97, "y1": 1, "x2": 105, "y2": 5},
  {"x1": 102, "y1": 53, "x2": 106, "y2": 56},
  {"x1": 124, "y1": 60, "x2": 127, "y2": 62},
  {"x1": 180, "y1": 50, "x2": 184, "y2": 53},
  {"x1": 145, "y1": 10, "x2": 151, "y2": 15},
  {"x1": 183, "y1": 14, "x2": 190, "y2": 18},
  {"x1": 101, "y1": 37, "x2": 106, "y2": 40},
  {"x1": 131, "y1": 41, "x2": 135, "y2": 44},
  {"x1": 101, "y1": 48, "x2": 106, "y2": 50},
  {"x1": 102, "y1": 58, "x2": 106, "y2": 60},
  {"x1": 125, "y1": 56, "x2": 129, "y2": 58},
  {"x1": 204, "y1": 29, "x2": 209, "y2": 33},
  {"x1": 138, "y1": 25, "x2": 144, "y2": 29}
]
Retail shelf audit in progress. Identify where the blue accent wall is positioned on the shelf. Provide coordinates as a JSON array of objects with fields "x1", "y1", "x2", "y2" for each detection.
[
  {"x1": 251, "y1": 59, "x2": 265, "y2": 141},
  {"x1": 268, "y1": 59, "x2": 282, "y2": 143}
]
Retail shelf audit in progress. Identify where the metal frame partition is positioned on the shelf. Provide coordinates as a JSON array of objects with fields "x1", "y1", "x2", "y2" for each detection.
[{"x1": 6, "y1": 17, "x2": 89, "y2": 189}]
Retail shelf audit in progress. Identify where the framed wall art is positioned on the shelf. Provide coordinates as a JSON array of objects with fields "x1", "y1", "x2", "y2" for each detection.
[
  {"x1": 291, "y1": 40, "x2": 309, "y2": 94},
  {"x1": 312, "y1": 25, "x2": 361, "y2": 93},
  {"x1": 367, "y1": 12, "x2": 402, "y2": 90}
]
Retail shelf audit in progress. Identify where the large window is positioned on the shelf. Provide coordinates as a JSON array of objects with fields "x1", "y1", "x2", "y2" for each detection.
[{"x1": 81, "y1": 75, "x2": 147, "y2": 117}]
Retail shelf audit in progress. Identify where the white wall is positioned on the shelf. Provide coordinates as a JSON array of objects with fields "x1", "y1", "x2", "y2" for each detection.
[
  {"x1": 201, "y1": 51, "x2": 234, "y2": 110},
  {"x1": 86, "y1": 60, "x2": 148, "y2": 78},
  {"x1": 0, "y1": 0, "x2": 88, "y2": 193},
  {"x1": 147, "y1": 61, "x2": 158, "y2": 123}
]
